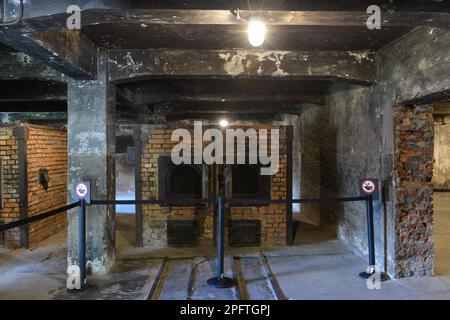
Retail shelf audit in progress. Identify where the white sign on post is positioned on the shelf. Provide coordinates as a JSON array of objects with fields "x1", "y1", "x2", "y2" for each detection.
[
  {"x1": 74, "y1": 181, "x2": 91, "y2": 204},
  {"x1": 358, "y1": 178, "x2": 380, "y2": 201}
]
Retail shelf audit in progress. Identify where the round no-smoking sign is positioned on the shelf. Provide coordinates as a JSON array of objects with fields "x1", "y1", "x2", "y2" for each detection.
[
  {"x1": 361, "y1": 179, "x2": 376, "y2": 195},
  {"x1": 75, "y1": 182, "x2": 88, "y2": 198}
]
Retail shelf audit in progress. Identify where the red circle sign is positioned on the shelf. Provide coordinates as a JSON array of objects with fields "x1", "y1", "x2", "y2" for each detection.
[
  {"x1": 361, "y1": 180, "x2": 376, "y2": 195},
  {"x1": 75, "y1": 183, "x2": 88, "y2": 198}
]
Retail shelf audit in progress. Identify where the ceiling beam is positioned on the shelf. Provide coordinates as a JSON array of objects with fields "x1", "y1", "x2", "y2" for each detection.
[
  {"x1": 3, "y1": 0, "x2": 449, "y2": 17},
  {"x1": 121, "y1": 88, "x2": 325, "y2": 105},
  {"x1": 0, "y1": 112, "x2": 67, "y2": 123},
  {"x1": 109, "y1": 49, "x2": 376, "y2": 84},
  {"x1": 0, "y1": 80, "x2": 66, "y2": 101},
  {"x1": 4, "y1": 4, "x2": 449, "y2": 33},
  {"x1": 153, "y1": 102, "x2": 309, "y2": 115},
  {"x1": 0, "y1": 51, "x2": 65, "y2": 82},
  {"x1": 148, "y1": 94, "x2": 325, "y2": 105},
  {"x1": 82, "y1": 9, "x2": 450, "y2": 28},
  {"x1": 118, "y1": 78, "x2": 331, "y2": 100},
  {"x1": 0, "y1": 101, "x2": 67, "y2": 112},
  {"x1": 0, "y1": 28, "x2": 97, "y2": 80},
  {"x1": 166, "y1": 112, "x2": 285, "y2": 122}
]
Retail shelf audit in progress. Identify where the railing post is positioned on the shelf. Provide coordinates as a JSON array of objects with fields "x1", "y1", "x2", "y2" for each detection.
[
  {"x1": 207, "y1": 196, "x2": 235, "y2": 289},
  {"x1": 217, "y1": 196, "x2": 225, "y2": 278},
  {"x1": 359, "y1": 195, "x2": 376, "y2": 279},
  {"x1": 78, "y1": 199, "x2": 87, "y2": 288}
]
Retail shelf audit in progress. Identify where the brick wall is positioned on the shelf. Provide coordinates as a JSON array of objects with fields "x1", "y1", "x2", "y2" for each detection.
[
  {"x1": 0, "y1": 124, "x2": 67, "y2": 248},
  {"x1": 229, "y1": 127, "x2": 287, "y2": 245},
  {"x1": 393, "y1": 104, "x2": 434, "y2": 277},
  {"x1": 26, "y1": 125, "x2": 68, "y2": 246},
  {"x1": 0, "y1": 126, "x2": 20, "y2": 248},
  {"x1": 141, "y1": 124, "x2": 201, "y2": 247},
  {"x1": 140, "y1": 122, "x2": 287, "y2": 247}
]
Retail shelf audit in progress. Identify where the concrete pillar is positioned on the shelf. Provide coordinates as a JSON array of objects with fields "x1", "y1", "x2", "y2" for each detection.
[{"x1": 67, "y1": 50, "x2": 116, "y2": 276}]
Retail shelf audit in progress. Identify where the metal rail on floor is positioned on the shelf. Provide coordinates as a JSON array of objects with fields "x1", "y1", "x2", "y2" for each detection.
[
  {"x1": 205, "y1": 195, "x2": 375, "y2": 288},
  {"x1": 1, "y1": 195, "x2": 376, "y2": 291}
]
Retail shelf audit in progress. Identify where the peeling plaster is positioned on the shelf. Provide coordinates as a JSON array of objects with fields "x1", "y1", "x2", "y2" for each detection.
[
  {"x1": 267, "y1": 52, "x2": 290, "y2": 77},
  {"x1": 347, "y1": 51, "x2": 374, "y2": 63},
  {"x1": 117, "y1": 52, "x2": 143, "y2": 73},
  {"x1": 75, "y1": 131, "x2": 106, "y2": 154},
  {"x1": 252, "y1": 51, "x2": 289, "y2": 76},
  {"x1": 218, "y1": 51, "x2": 291, "y2": 77},
  {"x1": 219, "y1": 52, "x2": 245, "y2": 76}
]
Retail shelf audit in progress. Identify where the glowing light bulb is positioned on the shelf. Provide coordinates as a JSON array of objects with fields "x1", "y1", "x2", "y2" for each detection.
[
  {"x1": 219, "y1": 119, "x2": 229, "y2": 127},
  {"x1": 248, "y1": 18, "x2": 266, "y2": 47}
]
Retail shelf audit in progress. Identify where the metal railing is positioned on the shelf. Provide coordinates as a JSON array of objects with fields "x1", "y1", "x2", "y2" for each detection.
[
  {"x1": 207, "y1": 195, "x2": 375, "y2": 287},
  {"x1": 0, "y1": 194, "x2": 375, "y2": 290},
  {"x1": 91, "y1": 199, "x2": 211, "y2": 206},
  {"x1": 0, "y1": 201, "x2": 79, "y2": 233}
]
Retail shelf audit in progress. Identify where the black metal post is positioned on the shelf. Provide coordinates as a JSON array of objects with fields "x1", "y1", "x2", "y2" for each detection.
[
  {"x1": 78, "y1": 199, "x2": 87, "y2": 288},
  {"x1": 207, "y1": 196, "x2": 235, "y2": 288},
  {"x1": 359, "y1": 195, "x2": 376, "y2": 279}
]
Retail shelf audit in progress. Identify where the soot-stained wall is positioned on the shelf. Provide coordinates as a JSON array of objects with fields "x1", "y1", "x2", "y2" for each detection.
[
  {"x1": 297, "y1": 27, "x2": 450, "y2": 278},
  {"x1": 297, "y1": 84, "x2": 385, "y2": 264}
]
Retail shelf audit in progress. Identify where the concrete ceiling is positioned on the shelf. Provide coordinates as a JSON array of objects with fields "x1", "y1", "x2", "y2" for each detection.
[
  {"x1": 118, "y1": 78, "x2": 332, "y2": 101},
  {"x1": 1, "y1": 0, "x2": 449, "y2": 121},
  {"x1": 115, "y1": 78, "x2": 332, "y2": 121}
]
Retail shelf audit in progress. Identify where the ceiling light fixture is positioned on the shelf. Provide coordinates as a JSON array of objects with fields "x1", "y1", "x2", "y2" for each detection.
[
  {"x1": 219, "y1": 119, "x2": 229, "y2": 127},
  {"x1": 248, "y1": 18, "x2": 266, "y2": 47}
]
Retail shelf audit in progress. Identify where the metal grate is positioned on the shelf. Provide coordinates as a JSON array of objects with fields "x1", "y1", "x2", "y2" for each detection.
[
  {"x1": 167, "y1": 220, "x2": 198, "y2": 247},
  {"x1": 229, "y1": 220, "x2": 261, "y2": 247}
]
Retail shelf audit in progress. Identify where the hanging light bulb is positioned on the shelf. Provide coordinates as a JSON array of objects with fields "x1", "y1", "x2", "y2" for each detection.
[
  {"x1": 248, "y1": 18, "x2": 266, "y2": 47},
  {"x1": 219, "y1": 119, "x2": 229, "y2": 127}
]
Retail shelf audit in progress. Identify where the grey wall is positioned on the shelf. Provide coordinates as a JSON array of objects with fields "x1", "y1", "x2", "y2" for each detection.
[
  {"x1": 326, "y1": 83, "x2": 385, "y2": 259},
  {"x1": 378, "y1": 27, "x2": 450, "y2": 105},
  {"x1": 296, "y1": 27, "x2": 450, "y2": 278},
  {"x1": 296, "y1": 84, "x2": 386, "y2": 266},
  {"x1": 377, "y1": 27, "x2": 450, "y2": 277},
  {"x1": 296, "y1": 105, "x2": 326, "y2": 225},
  {"x1": 67, "y1": 50, "x2": 116, "y2": 276}
]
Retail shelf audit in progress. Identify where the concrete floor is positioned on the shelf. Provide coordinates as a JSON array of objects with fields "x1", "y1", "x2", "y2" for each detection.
[{"x1": 2, "y1": 205, "x2": 450, "y2": 300}]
